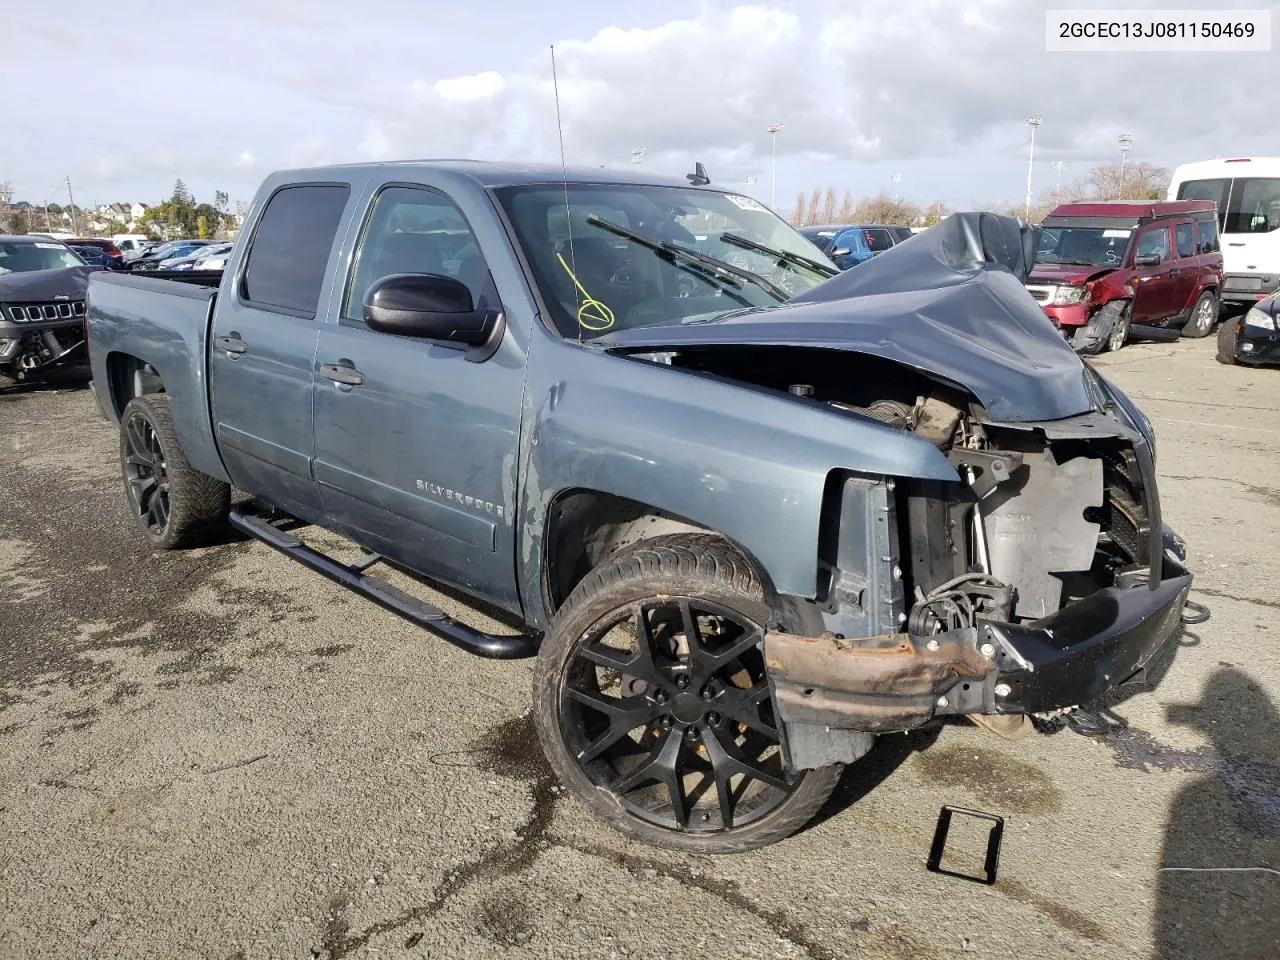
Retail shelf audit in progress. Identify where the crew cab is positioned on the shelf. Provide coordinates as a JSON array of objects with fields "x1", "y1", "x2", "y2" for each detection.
[
  {"x1": 86, "y1": 162, "x2": 1202, "y2": 852},
  {"x1": 1027, "y1": 199, "x2": 1224, "y2": 354}
]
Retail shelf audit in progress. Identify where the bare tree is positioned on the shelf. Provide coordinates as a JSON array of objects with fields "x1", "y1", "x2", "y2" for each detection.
[
  {"x1": 1077, "y1": 160, "x2": 1169, "y2": 201},
  {"x1": 838, "y1": 189, "x2": 855, "y2": 221},
  {"x1": 820, "y1": 187, "x2": 837, "y2": 224},
  {"x1": 805, "y1": 188, "x2": 822, "y2": 226},
  {"x1": 789, "y1": 192, "x2": 807, "y2": 226},
  {"x1": 851, "y1": 190, "x2": 922, "y2": 226}
]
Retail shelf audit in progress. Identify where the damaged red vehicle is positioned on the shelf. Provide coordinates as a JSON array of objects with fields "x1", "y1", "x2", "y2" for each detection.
[{"x1": 1027, "y1": 200, "x2": 1224, "y2": 354}]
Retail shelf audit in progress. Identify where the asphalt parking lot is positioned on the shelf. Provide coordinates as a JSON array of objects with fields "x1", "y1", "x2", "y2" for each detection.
[{"x1": 2, "y1": 336, "x2": 1277, "y2": 960}]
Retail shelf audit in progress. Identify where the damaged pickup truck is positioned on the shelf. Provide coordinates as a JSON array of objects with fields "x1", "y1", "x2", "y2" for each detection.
[{"x1": 86, "y1": 162, "x2": 1202, "y2": 852}]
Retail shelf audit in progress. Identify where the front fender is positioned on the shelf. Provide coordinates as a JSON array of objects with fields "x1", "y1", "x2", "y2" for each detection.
[{"x1": 517, "y1": 342, "x2": 958, "y2": 625}]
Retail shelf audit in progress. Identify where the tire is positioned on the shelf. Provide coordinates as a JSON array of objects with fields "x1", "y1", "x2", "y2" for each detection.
[
  {"x1": 1182, "y1": 290, "x2": 1218, "y2": 339},
  {"x1": 119, "y1": 394, "x2": 230, "y2": 549},
  {"x1": 533, "y1": 533, "x2": 843, "y2": 853},
  {"x1": 1216, "y1": 319, "x2": 1239, "y2": 365},
  {"x1": 1072, "y1": 301, "x2": 1128, "y2": 356}
]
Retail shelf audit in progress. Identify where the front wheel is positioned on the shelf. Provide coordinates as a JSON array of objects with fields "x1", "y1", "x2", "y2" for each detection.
[
  {"x1": 533, "y1": 534, "x2": 842, "y2": 853},
  {"x1": 1183, "y1": 290, "x2": 1218, "y2": 339},
  {"x1": 120, "y1": 394, "x2": 230, "y2": 549},
  {"x1": 1216, "y1": 319, "x2": 1239, "y2": 365}
]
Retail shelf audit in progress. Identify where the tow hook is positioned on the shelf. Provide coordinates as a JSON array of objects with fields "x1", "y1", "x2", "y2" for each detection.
[{"x1": 1181, "y1": 600, "x2": 1210, "y2": 625}]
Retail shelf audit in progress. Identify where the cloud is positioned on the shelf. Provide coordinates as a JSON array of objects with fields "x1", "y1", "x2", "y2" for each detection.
[
  {"x1": 430, "y1": 71, "x2": 506, "y2": 102},
  {"x1": 6, "y1": 0, "x2": 1280, "y2": 208}
]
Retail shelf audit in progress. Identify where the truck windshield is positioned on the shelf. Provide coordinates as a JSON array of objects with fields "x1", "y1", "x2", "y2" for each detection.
[
  {"x1": 494, "y1": 183, "x2": 835, "y2": 339},
  {"x1": 0, "y1": 241, "x2": 85, "y2": 275},
  {"x1": 1035, "y1": 226, "x2": 1131, "y2": 267}
]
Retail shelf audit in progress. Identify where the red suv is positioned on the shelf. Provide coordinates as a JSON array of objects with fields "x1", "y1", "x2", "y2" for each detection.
[{"x1": 1027, "y1": 200, "x2": 1224, "y2": 354}]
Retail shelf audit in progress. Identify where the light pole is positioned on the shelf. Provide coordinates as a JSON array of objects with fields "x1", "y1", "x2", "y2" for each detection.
[
  {"x1": 891, "y1": 172, "x2": 903, "y2": 202},
  {"x1": 767, "y1": 122, "x2": 784, "y2": 210},
  {"x1": 743, "y1": 176, "x2": 758, "y2": 198},
  {"x1": 630, "y1": 146, "x2": 646, "y2": 165},
  {"x1": 1118, "y1": 133, "x2": 1133, "y2": 197},
  {"x1": 1024, "y1": 116, "x2": 1041, "y2": 220},
  {"x1": 1052, "y1": 159, "x2": 1069, "y2": 197}
]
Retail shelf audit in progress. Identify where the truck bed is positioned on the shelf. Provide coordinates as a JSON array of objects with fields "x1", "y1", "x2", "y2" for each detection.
[{"x1": 86, "y1": 269, "x2": 229, "y2": 481}]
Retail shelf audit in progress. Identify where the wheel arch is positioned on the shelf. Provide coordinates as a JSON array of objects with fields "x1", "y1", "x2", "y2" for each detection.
[
  {"x1": 105, "y1": 350, "x2": 166, "y2": 418},
  {"x1": 540, "y1": 488, "x2": 779, "y2": 623}
]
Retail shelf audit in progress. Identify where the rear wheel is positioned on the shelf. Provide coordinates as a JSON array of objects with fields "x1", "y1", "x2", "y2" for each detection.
[
  {"x1": 1182, "y1": 290, "x2": 1218, "y2": 339},
  {"x1": 1216, "y1": 319, "x2": 1239, "y2": 365},
  {"x1": 533, "y1": 534, "x2": 842, "y2": 853},
  {"x1": 120, "y1": 395, "x2": 230, "y2": 549}
]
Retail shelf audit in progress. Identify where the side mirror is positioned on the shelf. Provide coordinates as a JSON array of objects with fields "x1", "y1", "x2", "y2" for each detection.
[
  {"x1": 831, "y1": 247, "x2": 851, "y2": 258},
  {"x1": 363, "y1": 273, "x2": 495, "y2": 346},
  {"x1": 1134, "y1": 253, "x2": 1163, "y2": 267}
]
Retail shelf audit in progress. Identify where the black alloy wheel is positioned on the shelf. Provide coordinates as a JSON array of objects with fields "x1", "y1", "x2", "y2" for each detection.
[
  {"x1": 123, "y1": 411, "x2": 171, "y2": 536},
  {"x1": 560, "y1": 596, "x2": 795, "y2": 833}
]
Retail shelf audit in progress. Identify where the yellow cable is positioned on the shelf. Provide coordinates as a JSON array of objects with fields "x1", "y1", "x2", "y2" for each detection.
[{"x1": 556, "y1": 251, "x2": 615, "y2": 331}]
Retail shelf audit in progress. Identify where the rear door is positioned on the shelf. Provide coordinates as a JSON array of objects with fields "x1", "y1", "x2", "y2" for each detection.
[
  {"x1": 209, "y1": 180, "x2": 357, "y2": 523},
  {"x1": 1130, "y1": 222, "x2": 1177, "y2": 321},
  {"x1": 311, "y1": 181, "x2": 527, "y2": 612},
  {"x1": 1171, "y1": 218, "x2": 1200, "y2": 311}
]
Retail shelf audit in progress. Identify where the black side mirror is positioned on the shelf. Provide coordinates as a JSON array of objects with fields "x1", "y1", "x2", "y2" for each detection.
[
  {"x1": 364, "y1": 273, "x2": 496, "y2": 346},
  {"x1": 1134, "y1": 253, "x2": 1163, "y2": 267}
]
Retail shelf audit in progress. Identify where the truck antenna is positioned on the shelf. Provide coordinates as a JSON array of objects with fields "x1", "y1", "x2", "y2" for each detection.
[{"x1": 550, "y1": 44, "x2": 582, "y2": 342}]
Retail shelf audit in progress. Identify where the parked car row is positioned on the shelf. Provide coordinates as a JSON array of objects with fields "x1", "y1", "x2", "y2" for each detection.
[{"x1": 797, "y1": 223, "x2": 912, "y2": 270}]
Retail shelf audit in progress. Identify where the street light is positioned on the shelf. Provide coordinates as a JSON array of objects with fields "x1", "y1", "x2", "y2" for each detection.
[
  {"x1": 743, "y1": 176, "x2": 758, "y2": 198},
  {"x1": 1024, "y1": 116, "x2": 1041, "y2": 220},
  {"x1": 1052, "y1": 159, "x2": 1069, "y2": 196},
  {"x1": 631, "y1": 146, "x2": 646, "y2": 165},
  {"x1": 767, "y1": 122, "x2": 784, "y2": 210},
  {"x1": 1118, "y1": 133, "x2": 1134, "y2": 196},
  {"x1": 891, "y1": 172, "x2": 903, "y2": 202}
]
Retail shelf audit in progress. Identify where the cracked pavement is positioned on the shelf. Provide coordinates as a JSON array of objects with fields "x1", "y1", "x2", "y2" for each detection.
[{"x1": 2, "y1": 336, "x2": 1277, "y2": 959}]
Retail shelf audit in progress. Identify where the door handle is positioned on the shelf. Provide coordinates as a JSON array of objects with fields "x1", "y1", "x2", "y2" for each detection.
[
  {"x1": 319, "y1": 362, "x2": 365, "y2": 386},
  {"x1": 1169, "y1": 268, "x2": 1181, "y2": 278},
  {"x1": 214, "y1": 334, "x2": 247, "y2": 354}
]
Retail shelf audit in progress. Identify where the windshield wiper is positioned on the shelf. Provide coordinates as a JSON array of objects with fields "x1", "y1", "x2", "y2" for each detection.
[
  {"x1": 585, "y1": 214, "x2": 788, "y2": 302},
  {"x1": 719, "y1": 232, "x2": 839, "y2": 279}
]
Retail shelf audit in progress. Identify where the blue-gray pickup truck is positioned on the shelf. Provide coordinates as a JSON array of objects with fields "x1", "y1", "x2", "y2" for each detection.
[{"x1": 85, "y1": 161, "x2": 1204, "y2": 852}]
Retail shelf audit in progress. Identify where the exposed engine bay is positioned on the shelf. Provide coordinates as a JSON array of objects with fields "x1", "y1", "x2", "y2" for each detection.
[
  {"x1": 653, "y1": 344, "x2": 1182, "y2": 769},
  {"x1": 0, "y1": 326, "x2": 86, "y2": 381}
]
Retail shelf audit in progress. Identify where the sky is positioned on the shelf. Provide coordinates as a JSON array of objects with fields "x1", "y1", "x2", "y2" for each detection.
[{"x1": 4, "y1": 0, "x2": 1279, "y2": 215}]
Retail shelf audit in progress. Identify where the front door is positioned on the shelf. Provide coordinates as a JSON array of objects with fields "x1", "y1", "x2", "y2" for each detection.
[
  {"x1": 312, "y1": 183, "x2": 526, "y2": 613},
  {"x1": 1130, "y1": 222, "x2": 1177, "y2": 322},
  {"x1": 209, "y1": 181, "x2": 356, "y2": 522}
]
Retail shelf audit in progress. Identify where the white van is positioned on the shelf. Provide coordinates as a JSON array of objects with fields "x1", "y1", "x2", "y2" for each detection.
[
  {"x1": 112, "y1": 234, "x2": 152, "y2": 259},
  {"x1": 1168, "y1": 158, "x2": 1280, "y2": 307}
]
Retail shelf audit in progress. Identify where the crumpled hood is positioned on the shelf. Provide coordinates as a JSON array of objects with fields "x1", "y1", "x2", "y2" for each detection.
[
  {"x1": 1028, "y1": 262, "x2": 1111, "y2": 285},
  {"x1": 604, "y1": 213, "x2": 1100, "y2": 423},
  {"x1": 0, "y1": 265, "x2": 95, "y2": 303}
]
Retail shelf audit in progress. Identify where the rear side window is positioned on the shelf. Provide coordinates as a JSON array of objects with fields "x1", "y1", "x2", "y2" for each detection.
[
  {"x1": 1177, "y1": 178, "x2": 1228, "y2": 227},
  {"x1": 1197, "y1": 218, "x2": 1220, "y2": 253},
  {"x1": 242, "y1": 184, "x2": 350, "y2": 315},
  {"x1": 1174, "y1": 222, "x2": 1194, "y2": 258},
  {"x1": 865, "y1": 228, "x2": 894, "y2": 252}
]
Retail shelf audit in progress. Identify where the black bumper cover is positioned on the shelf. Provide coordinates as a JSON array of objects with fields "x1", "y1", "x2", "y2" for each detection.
[{"x1": 986, "y1": 555, "x2": 1193, "y2": 714}]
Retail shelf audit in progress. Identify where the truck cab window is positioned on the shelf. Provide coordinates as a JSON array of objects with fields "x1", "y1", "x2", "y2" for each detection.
[
  {"x1": 242, "y1": 184, "x2": 350, "y2": 315},
  {"x1": 344, "y1": 186, "x2": 490, "y2": 320}
]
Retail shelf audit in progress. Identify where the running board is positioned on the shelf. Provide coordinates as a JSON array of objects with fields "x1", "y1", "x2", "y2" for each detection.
[{"x1": 228, "y1": 504, "x2": 539, "y2": 660}]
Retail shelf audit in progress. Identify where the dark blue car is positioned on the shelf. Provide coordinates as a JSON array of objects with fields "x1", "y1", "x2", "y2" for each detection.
[{"x1": 799, "y1": 224, "x2": 913, "y2": 270}]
